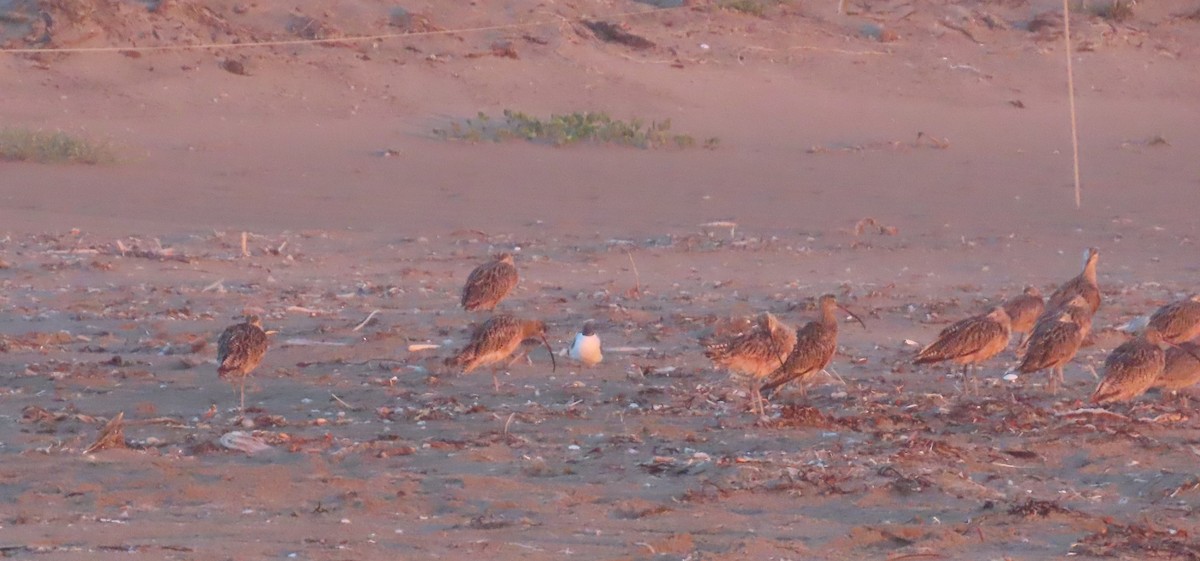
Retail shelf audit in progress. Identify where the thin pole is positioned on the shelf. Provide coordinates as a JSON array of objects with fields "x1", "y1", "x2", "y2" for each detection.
[{"x1": 1064, "y1": 0, "x2": 1082, "y2": 208}]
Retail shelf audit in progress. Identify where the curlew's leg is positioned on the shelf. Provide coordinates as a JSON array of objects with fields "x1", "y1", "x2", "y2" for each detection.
[
  {"x1": 748, "y1": 381, "x2": 759, "y2": 417},
  {"x1": 1048, "y1": 366, "x2": 1059, "y2": 396},
  {"x1": 239, "y1": 378, "x2": 247, "y2": 416},
  {"x1": 750, "y1": 380, "x2": 767, "y2": 422}
]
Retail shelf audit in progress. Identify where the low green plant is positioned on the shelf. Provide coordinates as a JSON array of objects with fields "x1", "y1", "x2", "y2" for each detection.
[
  {"x1": 434, "y1": 110, "x2": 718, "y2": 150},
  {"x1": 720, "y1": 0, "x2": 786, "y2": 16},
  {"x1": 0, "y1": 128, "x2": 116, "y2": 164}
]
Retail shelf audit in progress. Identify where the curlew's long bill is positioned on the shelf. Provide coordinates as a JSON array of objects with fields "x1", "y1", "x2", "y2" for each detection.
[
  {"x1": 461, "y1": 252, "x2": 519, "y2": 312},
  {"x1": 914, "y1": 306, "x2": 1012, "y2": 394},
  {"x1": 703, "y1": 311, "x2": 797, "y2": 418},
  {"x1": 446, "y1": 314, "x2": 555, "y2": 391},
  {"x1": 217, "y1": 314, "x2": 270, "y2": 417},
  {"x1": 760, "y1": 294, "x2": 866, "y2": 403}
]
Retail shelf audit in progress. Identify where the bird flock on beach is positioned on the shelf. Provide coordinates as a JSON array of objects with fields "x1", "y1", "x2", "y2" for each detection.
[{"x1": 214, "y1": 247, "x2": 1200, "y2": 422}]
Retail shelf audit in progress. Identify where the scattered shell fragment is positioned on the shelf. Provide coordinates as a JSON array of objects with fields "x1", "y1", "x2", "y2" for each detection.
[{"x1": 219, "y1": 431, "x2": 272, "y2": 454}]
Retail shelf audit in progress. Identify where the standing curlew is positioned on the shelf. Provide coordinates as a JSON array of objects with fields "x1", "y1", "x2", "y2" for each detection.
[
  {"x1": 1016, "y1": 307, "x2": 1088, "y2": 394},
  {"x1": 1004, "y1": 286, "x2": 1044, "y2": 349},
  {"x1": 1156, "y1": 341, "x2": 1200, "y2": 406},
  {"x1": 446, "y1": 314, "x2": 556, "y2": 391},
  {"x1": 1046, "y1": 247, "x2": 1101, "y2": 315},
  {"x1": 703, "y1": 311, "x2": 797, "y2": 418},
  {"x1": 217, "y1": 314, "x2": 270, "y2": 417},
  {"x1": 760, "y1": 294, "x2": 866, "y2": 402},
  {"x1": 914, "y1": 306, "x2": 1012, "y2": 394},
  {"x1": 568, "y1": 320, "x2": 603, "y2": 367},
  {"x1": 1147, "y1": 295, "x2": 1200, "y2": 344},
  {"x1": 1017, "y1": 295, "x2": 1094, "y2": 358},
  {"x1": 461, "y1": 252, "x2": 519, "y2": 312},
  {"x1": 1091, "y1": 329, "x2": 1168, "y2": 405}
]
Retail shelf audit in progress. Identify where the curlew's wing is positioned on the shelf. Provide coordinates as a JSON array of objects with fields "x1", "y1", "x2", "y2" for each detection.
[
  {"x1": 1092, "y1": 339, "x2": 1163, "y2": 404},
  {"x1": 461, "y1": 260, "x2": 518, "y2": 311},
  {"x1": 448, "y1": 315, "x2": 523, "y2": 372},
  {"x1": 1018, "y1": 321, "x2": 1083, "y2": 373},
  {"x1": 914, "y1": 315, "x2": 1006, "y2": 364},
  {"x1": 1159, "y1": 342, "x2": 1200, "y2": 390},
  {"x1": 217, "y1": 323, "x2": 269, "y2": 378},
  {"x1": 704, "y1": 322, "x2": 795, "y2": 378},
  {"x1": 1004, "y1": 294, "x2": 1045, "y2": 333},
  {"x1": 760, "y1": 321, "x2": 837, "y2": 398},
  {"x1": 1149, "y1": 301, "x2": 1200, "y2": 343},
  {"x1": 1047, "y1": 278, "x2": 1100, "y2": 315}
]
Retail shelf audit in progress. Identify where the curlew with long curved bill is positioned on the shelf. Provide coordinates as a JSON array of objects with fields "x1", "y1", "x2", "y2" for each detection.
[
  {"x1": 703, "y1": 311, "x2": 797, "y2": 418},
  {"x1": 1004, "y1": 286, "x2": 1044, "y2": 350},
  {"x1": 914, "y1": 307, "x2": 1012, "y2": 394},
  {"x1": 1046, "y1": 247, "x2": 1101, "y2": 316},
  {"x1": 217, "y1": 314, "x2": 270, "y2": 417},
  {"x1": 760, "y1": 294, "x2": 866, "y2": 402},
  {"x1": 1148, "y1": 295, "x2": 1200, "y2": 344},
  {"x1": 461, "y1": 252, "x2": 519, "y2": 312},
  {"x1": 446, "y1": 314, "x2": 556, "y2": 391}
]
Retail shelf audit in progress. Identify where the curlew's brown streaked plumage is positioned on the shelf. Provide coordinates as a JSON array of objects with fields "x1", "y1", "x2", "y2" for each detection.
[
  {"x1": 1016, "y1": 294, "x2": 1094, "y2": 358},
  {"x1": 445, "y1": 314, "x2": 556, "y2": 391},
  {"x1": 914, "y1": 306, "x2": 1012, "y2": 393},
  {"x1": 461, "y1": 252, "x2": 519, "y2": 312},
  {"x1": 1147, "y1": 295, "x2": 1200, "y2": 344},
  {"x1": 1091, "y1": 329, "x2": 1167, "y2": 405},
  {"x1": 1004, "y1": 286, "x2": 1044, "y2": 348},
  {"x1": 760, "y1": 294, "x2": 866, "y2": 402},
  {"x1": 1157, "y1": 342, "x2": 1200, "y2": 406},
  {"x1": 703, "y1": 311, "x2": 797, "y2": 418},
  {"x1": 1016, "y1": 308, "x2": 1087, "y2": 394},
  {"x1": 1046, "y1": 247, "x2": 1101, "y2": 316},
  {"x1": 217, "y1": 314, "x2": 269, "y2": 416}
]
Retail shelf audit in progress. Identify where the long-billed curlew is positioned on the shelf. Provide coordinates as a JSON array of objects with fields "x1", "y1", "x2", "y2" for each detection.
[
  {"x1": 446, "y1": 314, "x2": 556, "y2": 391},
  {"x1": 217, "y1": 314, "x2": 270, "y2": 416},
  {"x1": 1016, "y1": 294, "x2": 1093, "y2": 357},
  {"x1": 1091, "y1": 329, "x2": 1168, "y2": 405},
  {"x1": 1016, "y1": 307, "x2": 1088, "y2": 394},
  {"x1": 461, "y1": 252, "x2": 519, "y2": 312},
  {"x1": 760, "y1": 294, "x2": 866, "y2": 402},
  {"x1": 1046, "y1": 247, "x2": 1101, "y2": 315},
  {"x1": 914, "y1": 306, "x2": 1012, "y2": 394},
  {"x1": 1147, "y1": 295, "x2": 1200, "y2": 344},
  {"x1": 1157, "y1": 341, "x2": 1200, "y2": 406},
  {"x1": 703, "y1": 311, "x2": 797, "y2": 418},
  {"x1": 568, "y1": 320, "x2": 603, "y2": 367},
  {"x1": 1004, "y1": 286, "x2": 1044, "y2": 349}
]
